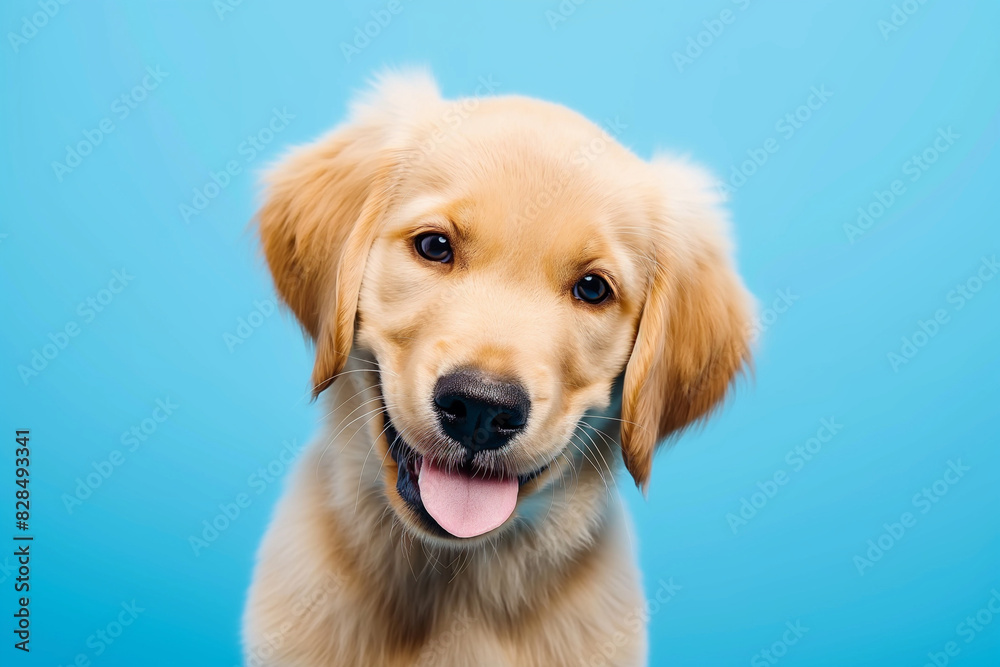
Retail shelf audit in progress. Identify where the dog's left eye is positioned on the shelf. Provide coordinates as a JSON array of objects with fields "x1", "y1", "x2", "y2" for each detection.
[
  {"x1": 415, "y1": 233, "x2": 453, "y2": 263},
  {"x1": 573, "y1": 274, "x2": 611, "y2": 304}
]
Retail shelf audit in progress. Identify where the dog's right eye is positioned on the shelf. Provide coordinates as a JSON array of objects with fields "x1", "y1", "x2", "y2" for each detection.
[
  {"x1": 415, "y1": 233, "x2": 453, "y2": 263},
  {"x1": 573, "y1": 274, "x2": 611, "y2": 304}
]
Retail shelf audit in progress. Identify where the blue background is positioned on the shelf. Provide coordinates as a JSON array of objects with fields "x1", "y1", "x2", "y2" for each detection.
[{"x1": 2, "y1": 1, "x2": 998, "y2": 665}]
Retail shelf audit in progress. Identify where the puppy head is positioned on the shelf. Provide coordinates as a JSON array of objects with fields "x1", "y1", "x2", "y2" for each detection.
[{"x1": 259, "y1": 71, "x2": 752, "y2": 542}]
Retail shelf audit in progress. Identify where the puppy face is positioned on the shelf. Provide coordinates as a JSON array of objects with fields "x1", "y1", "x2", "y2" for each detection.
[{"x1": 259, "y1": 72, "x2": 753, "y2": 544}]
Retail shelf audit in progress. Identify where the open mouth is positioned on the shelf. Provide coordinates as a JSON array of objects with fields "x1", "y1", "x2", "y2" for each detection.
[{"x1": 384, "y1": 414, "x2": 547, "y2": 539}]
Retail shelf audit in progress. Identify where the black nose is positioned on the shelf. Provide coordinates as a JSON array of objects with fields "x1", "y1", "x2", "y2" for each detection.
[{"x1": 433, "y1": 371, "x2": 530, "y2": 452}]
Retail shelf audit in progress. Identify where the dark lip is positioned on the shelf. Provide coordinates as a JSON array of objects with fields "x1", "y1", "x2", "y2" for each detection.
[
  {"x1": 382, "y1": 409, "x2": 549, "y2": 538},
  {"x1": 385, "y1": 417, "x2": 449, "y2": 536}
]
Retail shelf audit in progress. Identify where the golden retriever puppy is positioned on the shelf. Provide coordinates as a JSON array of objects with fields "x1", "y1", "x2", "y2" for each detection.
[{"x1": 243, "y1": 70, "x2": 753, "y2": 667}]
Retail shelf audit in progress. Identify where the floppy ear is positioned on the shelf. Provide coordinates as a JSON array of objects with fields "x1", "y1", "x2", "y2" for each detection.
[
  {"x1": 257, "y1": 71, "x2": 440, "y2": 396},
  {"x1": 619, "y1": 158, "x2": 754, "y2": 490}
]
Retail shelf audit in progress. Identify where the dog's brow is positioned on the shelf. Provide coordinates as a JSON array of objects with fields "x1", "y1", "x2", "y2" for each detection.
[
  {"x1": 447, "y1": 214, "x2": 470, "y2": 240},
  {"x1": 394, "y1": 194, "x2": 450, "y2": 225}
]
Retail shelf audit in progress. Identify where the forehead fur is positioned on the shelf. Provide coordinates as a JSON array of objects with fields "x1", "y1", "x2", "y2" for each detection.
[{"x1": 360, "y1": 79, "x2": 659, "y2": 295}]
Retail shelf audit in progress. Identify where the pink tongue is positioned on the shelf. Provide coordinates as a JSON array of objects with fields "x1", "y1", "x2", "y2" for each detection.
[{"x1": 417, "y1": 459, "x2": 518, "y2": 538}]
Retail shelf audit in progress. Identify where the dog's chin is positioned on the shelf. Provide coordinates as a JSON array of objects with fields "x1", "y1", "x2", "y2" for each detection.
[{"x1": 380, "y1": 408, "x2": 553, "y2": 546}]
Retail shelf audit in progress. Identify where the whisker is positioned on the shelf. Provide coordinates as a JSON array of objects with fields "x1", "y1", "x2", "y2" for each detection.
[
  {"x1": 581, "y1": 430, "x2": 619, "y2": 498},
  {"x1": 311, "y1": 381, "x2": 381, "y2": 425},
  {"x1": 355, "y1": 413, "x2": 398, "y2": 513},
  {"x1": 314, "y1": 399, "x2": 386, "y2": 471},
  {"x1": 292, "y1": 358, "x2": 398, "y2": 405},
  {"x1": 569, "y1": 430, "x2": 613, "y2": 498}
]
